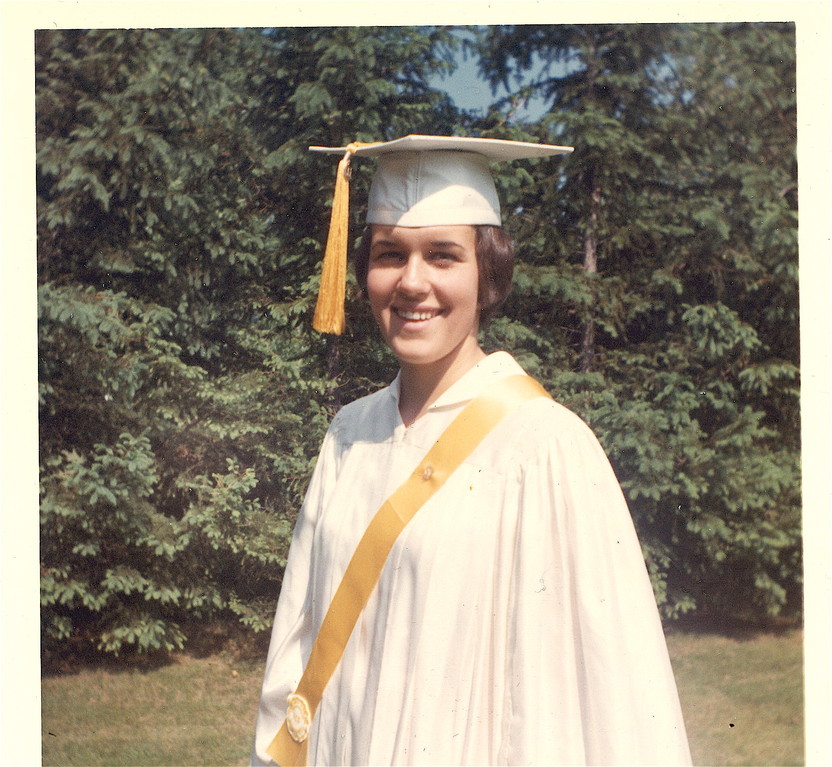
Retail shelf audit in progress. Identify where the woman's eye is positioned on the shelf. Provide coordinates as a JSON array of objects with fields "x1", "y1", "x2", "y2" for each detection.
[
  {"x1": 428, "y1": 251, "x2": 457, "y2": 265},
  {"x1": 372, "y1": 251, "x2": 404, "y2": 264}
]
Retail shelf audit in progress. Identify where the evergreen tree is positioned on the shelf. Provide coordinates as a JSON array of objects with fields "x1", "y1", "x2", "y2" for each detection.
[
  {"x1": 38, "y1": 23, "x2": 800, "y2": 660},
  {"x1": 37, "y1": 27, "x2": 458, "y2": 656},
  {"x1": 475, "y1": 23, "x2": 800, "y2": 619}
]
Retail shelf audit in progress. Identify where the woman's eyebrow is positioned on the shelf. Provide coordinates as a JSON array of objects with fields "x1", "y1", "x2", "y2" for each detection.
[
  {"x1": 427, "y1": 240, "x2": 464, "y2": 248},
  {"x1": 369, "y1": 238, "x2": 466, "y2": 250},
  {"x1": 370, "y1": 239, "x2": 399, "y2": 249}
]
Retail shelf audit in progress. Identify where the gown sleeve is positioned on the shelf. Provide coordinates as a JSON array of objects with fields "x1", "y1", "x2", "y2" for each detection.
[
  {"x1": 500, "y1": 401, "x2": 691, "y2": 766},
  {"x1": 250, "y1": 424, "x2": 340, "y2": 766}
]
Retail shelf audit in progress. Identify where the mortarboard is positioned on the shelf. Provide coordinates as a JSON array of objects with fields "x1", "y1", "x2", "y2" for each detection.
[{"x1": 308, "y1": 135, "x2": 573, "y2": 334}]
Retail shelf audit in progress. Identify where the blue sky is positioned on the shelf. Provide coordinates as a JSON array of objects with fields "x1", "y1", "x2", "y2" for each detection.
[
  {"x1": 433, "y1": 51, "x2": 552, "y2": 122},
  {"x1": 434, "y1": 54, "x2": 495, "y2": 112}
]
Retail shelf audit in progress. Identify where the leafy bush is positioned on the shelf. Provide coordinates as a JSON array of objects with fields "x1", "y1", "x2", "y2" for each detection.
[{"x1": 38, "y1": 25, "x2": 800, "y2": 659}]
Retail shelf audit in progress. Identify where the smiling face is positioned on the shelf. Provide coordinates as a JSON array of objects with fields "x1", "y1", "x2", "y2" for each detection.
[{"x1": 366, "y1": 225, "x2": 483, "y2": 373}]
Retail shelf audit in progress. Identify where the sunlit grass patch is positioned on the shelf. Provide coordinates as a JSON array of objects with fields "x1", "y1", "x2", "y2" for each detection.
[
  {"x1": 667, "y1": 627, "x2": 804, "y2": 766},
  {"x1": 42, "y1": 653, "x2": 264, "y2": 766},
  {"x1": 42, "y1": 627, "x2": 804, "y2": 766}
]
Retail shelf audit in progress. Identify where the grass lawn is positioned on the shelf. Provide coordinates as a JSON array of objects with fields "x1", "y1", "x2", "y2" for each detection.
[
  {"x1": 42, "y1": 651, "x2": 263, "y2": 766},
  {"x1": 41, "y1": 626, "x2": 804, "y2": 766},
  {"x1": 666, "y1": 626, "x2": 804, "y2": 766}
]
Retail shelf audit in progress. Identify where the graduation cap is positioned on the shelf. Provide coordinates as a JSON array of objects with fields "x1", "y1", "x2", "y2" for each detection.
[{"x1": 308, "y1": 135, "x2": 573, "y2": 334}]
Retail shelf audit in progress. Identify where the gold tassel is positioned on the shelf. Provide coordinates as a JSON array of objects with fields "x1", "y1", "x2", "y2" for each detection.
[{"x1": 312, "y1": 142, "x2": 380, "y2": 335}]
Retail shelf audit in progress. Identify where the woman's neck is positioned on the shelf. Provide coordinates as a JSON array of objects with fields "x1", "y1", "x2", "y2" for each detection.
[{"x1": 397, "y1": 341, "x2": 486, "y2": 427}]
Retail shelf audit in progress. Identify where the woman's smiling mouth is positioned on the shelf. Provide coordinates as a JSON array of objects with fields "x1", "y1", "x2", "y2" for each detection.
[{"x1": 394, "y1": 308, "x2": 443, "y2": 322}]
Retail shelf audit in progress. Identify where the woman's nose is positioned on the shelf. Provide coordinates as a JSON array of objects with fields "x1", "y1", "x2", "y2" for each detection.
[{"x1": 397, "y1": 255, "x2": 429, "y2": 295}]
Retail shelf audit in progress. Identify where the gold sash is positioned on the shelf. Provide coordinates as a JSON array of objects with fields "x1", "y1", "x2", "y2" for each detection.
[{"x1": 266, "y1": 374, "x2": 550, "y2": 766}]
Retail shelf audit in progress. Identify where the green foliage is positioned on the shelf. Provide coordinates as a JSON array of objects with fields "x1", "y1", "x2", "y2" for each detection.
[
  {"x1": 38, "y1": 24, "x2": 800, "y2": 659},
  {"x1": 477, "y1": 22, "x2": 800, "y2": 620},
  {"x1": 37, "y1": 27, "x2": 462, "y2": 658}
]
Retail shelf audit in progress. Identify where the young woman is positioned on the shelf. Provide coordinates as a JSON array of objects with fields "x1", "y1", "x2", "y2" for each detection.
[{"x1": 251, "y1": 136, "x2": 691, "y2": 766}]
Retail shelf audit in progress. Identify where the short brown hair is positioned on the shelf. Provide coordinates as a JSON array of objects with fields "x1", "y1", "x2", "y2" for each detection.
[{"x1": 353, "y1": 225, "x2": 514, "y2": 325}]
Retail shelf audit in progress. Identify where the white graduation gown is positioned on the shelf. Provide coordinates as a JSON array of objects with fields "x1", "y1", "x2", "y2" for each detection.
[{"x1": 252, "y1": 352, "x2": 691, "y2": 766}]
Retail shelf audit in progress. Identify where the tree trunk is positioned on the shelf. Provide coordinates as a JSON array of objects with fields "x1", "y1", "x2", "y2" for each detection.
[{"x1": 580, "y1": 182, "x2": 601, "y2": 372}]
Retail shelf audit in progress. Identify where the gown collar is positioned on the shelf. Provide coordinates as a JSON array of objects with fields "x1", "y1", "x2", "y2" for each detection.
[{"x1": 388, "y1": 351, "x2": 527, "y2": 412}]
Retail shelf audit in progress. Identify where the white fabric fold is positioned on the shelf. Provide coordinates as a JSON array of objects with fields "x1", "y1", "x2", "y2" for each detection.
[{"x1": 252, "y1": 352, "x2": 691, "y2": 766}]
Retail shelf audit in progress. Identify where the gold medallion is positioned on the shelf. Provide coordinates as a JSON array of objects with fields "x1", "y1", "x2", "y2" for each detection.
[{"x1": 286, "y1": 693, "x2": 311, "y2": 744}]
